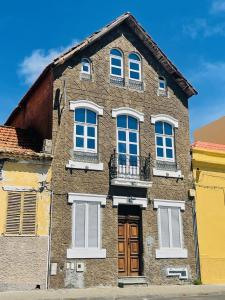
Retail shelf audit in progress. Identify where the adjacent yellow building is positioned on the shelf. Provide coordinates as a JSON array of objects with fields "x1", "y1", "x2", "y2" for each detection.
[
  {"x1": 192, "y1": 141, "x2": 225, "y2": 284},
  {"x1": 0, "y1": 126, "x2": 52, "y2": 291}
]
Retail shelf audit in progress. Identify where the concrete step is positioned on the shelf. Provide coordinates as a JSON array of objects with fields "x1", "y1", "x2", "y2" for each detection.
[{"x1": 118, "y1": 276, "x2": 148, "y2": 288}]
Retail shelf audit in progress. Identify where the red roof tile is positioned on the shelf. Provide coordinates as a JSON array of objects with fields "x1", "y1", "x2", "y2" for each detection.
[{"x1": 192, "y1": 141, "x2": 225, "y2": 152}]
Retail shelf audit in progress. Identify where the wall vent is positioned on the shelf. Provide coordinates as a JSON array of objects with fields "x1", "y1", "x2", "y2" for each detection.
[{"x1": 166, "y1": 267, "x2": 188, "y2": 280}]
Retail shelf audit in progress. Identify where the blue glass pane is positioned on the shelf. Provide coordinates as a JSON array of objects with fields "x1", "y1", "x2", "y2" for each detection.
[
  {"x1": 157, "y1": 147, "x2": 163, "y2": 157},
  {"x1": 110, "y1": 49, "x2": 122, "y2": 57},
  {"x1": 76, "y1": 137, "x2": 84, "y2": 148},
  {"x1": 166, "y1": 149, "x2": 173, "y2": 158},
  {"x1": 82, "y1": 65, "x2": 89, "y2": 72},
  {"x1": 111, "y1": 67, "x2": 122, "y2": 76},
  {"x1": 156, "y1": 136, "x2": 163, "y2": 146},
  {"x1": 76, "y1": 125, "x2": 84, "y2": 136},
  {"x1": 119, "y1": 143, "x2": 126, "y2": 153},
  {"x1": 155, "y1": 121, "x2": 163, "y2": 134},
  {"x1": 86, "y1": 110, "x2": 96, "y2": 124},
  {"x1": 128, "y1": 116, "x2": 138, "y2": 130},
  {"x1": 166, "y1": 137, "x2": 172, "y2": 147},
  {"x1": 117, "y1": 115, "x2": 127, "y2": 128},
  {"x1": 87, "y1": 139, "x2": 95, "y2": 149},
  {"x1": 75, "y1": 108, "x2": 85, "y2": 122},
  {"x1": 164, "y1": 123, "x2": 173, "y2": 135},
  {"x1": 130, "y1": 155, "x2": 138, "y2": 166},
  {"x1": 129, "y1": 53, "x2": 140, "y2": 61},
  {"x1": 129, "y1": 132, "x2": 137, "y2": 143},
  {"x1": 159, "y1": 81, "x2": 165, "y2": 89},
  {"x1": 111, "y1": 57, "x2": 121, "y2": 67},
  {"x1": 87, "y1": 127, "x2": 95, "y2": 137},
  {"x1": 119, "y1": 154, "x2": 126, "y2": 165},
  {"x1": 129, "y1": 144, "x2": 137, "y2": 155},
  {"x1": 130, "y1": 62, "x2": 140, "y2": 71},
  {"x1": 118, "y1": 131, "x2": 126, "y2": 141},
  {"x1": 130, "y1": 71, "x2": 140, "y2": 80}
]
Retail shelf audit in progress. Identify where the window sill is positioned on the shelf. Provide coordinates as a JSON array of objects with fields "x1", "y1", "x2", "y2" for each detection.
[
  {"x1": 66, "y1": 160, "x2": 104, "y2": 171},
  {"x1": 111, "y1": 177, "x2": 152, "y2": 188},
  {"x1": 156, "y1": 248, "x2": 188, "y2": 259},
  {"x1": 67, "y1": 248, "x2": 106, "y2": 258},
  {"x1": 153, "y1": 168, "x2": 183, "y2": 178}
]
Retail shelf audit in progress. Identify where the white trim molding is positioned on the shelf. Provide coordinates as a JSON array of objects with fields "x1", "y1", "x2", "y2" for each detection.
[
  {"x1": 113, "y1": 196, "x2": 148, "y2": 208},
  {"x1": 67, "y1": 248, "x2": 106, "y2": 259},
  {"x1": 156, "y1": 248, "x2": 188, "y2": 259},
  {"x1": 154, "y1": 199, "x2": 185, "y2": 210},
  {"x1": 151, "y1": 114, "x2": 178, "y2": 128},
  {"x1": 112, "y1": 107, "x2": 144, "y2": 122},
  {"x1": 70, "y1": 100, "x2": 104, "y2": 115},
  {"x1": 111, "y1": 177, "x2": 152, "y2": 188},
  {"x1": 66, "y1": 160, "x2": 104, "y2": 171},
  {"x1": 2, "y1": 186, "x2": 35, "y2": 192},
  {"x1": 68, "y1": 193, "x2": 107, "y2": 205},
  {"x1": 153, "y1": 168, "x2": 183, "y2": 179}
]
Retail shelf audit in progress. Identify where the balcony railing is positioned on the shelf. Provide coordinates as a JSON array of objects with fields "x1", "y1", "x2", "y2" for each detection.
[{"x1": 110, "y1": 151, "x2": 151, "y2": 183}]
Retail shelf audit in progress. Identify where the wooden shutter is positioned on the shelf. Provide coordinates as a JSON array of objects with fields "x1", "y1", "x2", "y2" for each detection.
[
  {"x1": 22, "y1": 192, "x2": 37, "y2": 235},
  {"x1": 6, "y1": 192, "x2": 21, "y2": 235}
]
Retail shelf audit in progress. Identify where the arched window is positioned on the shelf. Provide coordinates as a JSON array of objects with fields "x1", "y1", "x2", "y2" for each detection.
[
  {"x1": 81, "y1": 58, "x2": 91, "y2": 74},
  {"x1": 128, "y1": 52, "x2": 141, "y2": 81},
  {"x1": 155, "y1": 121, "x2": 175, "y2": 161},
  {"x1": 110, "y1": 48, "x2": 123, "y2": 77},
  {"x1": 159, "y1": 76, "x2": 166, "y2": 91}
]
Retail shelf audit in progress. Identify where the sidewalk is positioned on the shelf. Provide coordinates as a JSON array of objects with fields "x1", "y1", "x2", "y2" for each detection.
[{"x1": 1, "y1": 285, "x2": 225, "y2": 300}]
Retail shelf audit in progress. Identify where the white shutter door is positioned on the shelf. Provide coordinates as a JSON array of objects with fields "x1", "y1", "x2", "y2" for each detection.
[
  {"x1": 75, "y1": 203, "x2": 85, "y2": 247},
  {"x1": 171, "y1": 208, "x2": 181, "y2": 248},
  {"x1": 6, "y1": 192, "x2": 21, "y2": 235},
  {"x1": 160, "y1": 207, "x2": 170, "y2": 247},
  {"x1": 88, "y1": 203, "x2": 98, "y2": 247},
  {"x1": 22, "y1": 193, "x2": 37, "y2": 235}
]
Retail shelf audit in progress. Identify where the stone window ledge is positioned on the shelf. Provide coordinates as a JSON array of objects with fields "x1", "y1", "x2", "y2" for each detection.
[
  {"x1": 156, "y1": 248, "x2": 188, "y2": 259},
  {"x1": 67, "y1": 248, "x2": 106, "y2": 259},
  {"x1": 153, "y1": 168, "x2": 183, "y2": 178},
  {"x1": 66, "y1": 160, "x2": 104, "y2": 171}
]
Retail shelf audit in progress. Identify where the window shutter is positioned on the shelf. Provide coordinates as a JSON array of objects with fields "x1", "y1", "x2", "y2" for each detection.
[
  {"x1": 75, "y1": 203, "x2": 85, "y2": 247},
  {"x1": 6, "y1": 192, "x2": 21, "y2": 235},
  {"x1": 160, "y1": 207, "x2": 170, "y2": 247},
  {"x1": 22, "y1": 193, "x2": 37, "y2": 235},
  {"x1": 88, "y1": 203, "x2": 98, "y2": 247},
  {"x1": 171, "y1": 208, "x2": 181, "y2": 248}
]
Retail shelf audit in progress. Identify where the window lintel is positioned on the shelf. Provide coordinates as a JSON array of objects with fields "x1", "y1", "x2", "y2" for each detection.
[
  {"x1": 151, "y1": 114, "x2": 178, "y2": 128},
  {"x1": 112, "y1": 107, "x2": 144, "y2": 122},
  {"x1": 70, "y1": 100, "x2": 103, "y2": 115}
]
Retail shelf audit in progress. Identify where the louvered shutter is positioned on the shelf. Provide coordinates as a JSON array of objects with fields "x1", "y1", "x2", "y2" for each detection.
[
  {"x1": 171, "y1": 208, "x2": 181, "y2": 248},
  {"x1": 88, "y1": 203, "x2": 98, "y2": 247},
  {"x1": 22, "y1": 193, "x2": 37, "y2": 235},
  {"x1": 75, "y1": 203, "x2": 85, "y2": 247},
  {"x1": 160, "y1": 207, "x2": 170, "y2": 247},
  {"x1": 6, "y1": 192, "x2": 21, "y2": 234}
]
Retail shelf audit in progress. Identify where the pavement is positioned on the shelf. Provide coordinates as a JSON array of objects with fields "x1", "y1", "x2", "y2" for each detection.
[{"x1": 1, "y1": 285, "x2": 225, "y2": 300}]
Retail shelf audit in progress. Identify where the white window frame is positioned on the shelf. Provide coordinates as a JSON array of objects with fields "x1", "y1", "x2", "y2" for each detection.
[
  {"x1": 110, "y1": 48, "x2": 123, "y2": 78},
  {"x1": 128, "y1": 52, "x2": 141, "y2": 82},
  {"x1": 158, "y1": 76, "x2": 166, "y2": 91},
  {"x1": 81, "y1": 58, "x2": 91, "y2": 74},
  {"x1": 155, "y1": 124, "x2": 175, "y2": 162},
  {"x1": 154, "y1": 199, "x2": 187, "y2": 259},
  {"x1": 67, "y1": 193, "x2": 107, "y2": 259}
]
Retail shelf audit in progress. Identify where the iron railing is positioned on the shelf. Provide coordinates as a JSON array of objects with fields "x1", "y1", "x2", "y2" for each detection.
[{"x1": 110, "y1": 151, "x2": 151, "y2": 181}]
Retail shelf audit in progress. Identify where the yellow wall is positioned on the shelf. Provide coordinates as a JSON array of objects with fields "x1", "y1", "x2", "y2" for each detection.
[
  {"x1": 193, "y1": 148, "x2": 225, "y2": 284},
  {"x1": 0, "y1": 160, "x2": 51, "y2": 236}
]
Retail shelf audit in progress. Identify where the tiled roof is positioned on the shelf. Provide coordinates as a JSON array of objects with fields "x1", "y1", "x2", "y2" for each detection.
[
  {"x1": 192, "y1": 141, "x2": 225, "y2": 152},
  {"x1": 0, "y1": 126, "x2": 42, "y2": 157}
]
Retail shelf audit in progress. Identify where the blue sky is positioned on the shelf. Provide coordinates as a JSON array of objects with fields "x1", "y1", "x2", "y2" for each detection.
[{"x1": 1, "y1": 0, "x2": 225, "y2": 138}]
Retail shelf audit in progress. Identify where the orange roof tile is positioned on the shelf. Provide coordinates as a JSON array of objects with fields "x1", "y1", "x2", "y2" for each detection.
[{"x1": 192, "y1": 141, "x2": 225, "y2": 152}]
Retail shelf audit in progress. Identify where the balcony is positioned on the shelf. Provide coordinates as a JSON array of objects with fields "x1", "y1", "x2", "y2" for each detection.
[{"x1": 110, "y1": 151, "x2": 152, "y2": 188}]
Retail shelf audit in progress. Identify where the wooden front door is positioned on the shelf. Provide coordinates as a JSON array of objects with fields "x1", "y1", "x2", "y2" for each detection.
[{"x1": 118, "y1": 207, "x2": 141, "y2": 276}]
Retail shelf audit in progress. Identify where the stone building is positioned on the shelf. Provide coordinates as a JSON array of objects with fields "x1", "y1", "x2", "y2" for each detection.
[
  {"x1": 0, "y1": 126, "x2": 52, "y2": 290},
  {"x1": 6, "y1": 13, "x2": 197, "y2": 288}
]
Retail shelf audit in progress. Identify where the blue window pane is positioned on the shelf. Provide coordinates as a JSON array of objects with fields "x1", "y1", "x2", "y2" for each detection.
[
  {"x1": 129, "y1": 132, "x2": 137, "y2": 143},
  {"x1": 129, "y1": 144, "x2": 137, "y2": 155},
  {"x1": 82, "y1": 65, "x2": 89, "y2": 72},
  {"x1": 87, "y1": 127, "x2": 95, "y2": 137},
  {"x1": 111, "y1": 67, "x2": 122, "y2": 76},
  {"x1": 111, "y1": 57, "x2": 121, "y2": 67},
  {"x1": 166, "y1": 149, "x2": 173, "y2": 158},
  {"x1": 86, "y1": 110, "x2": 96, "y2": 124},
  {"x1": 76, "y1": 125, "x2": 84, "y2": 136},
  {"x1": 157, "y1": 147, "x2": 163, "y2": 157},
  {"x1": 159, "y1": 81, "x2": 165, "y2": 89},
  {"x1": 166, "y1": 138, "x2": 172, "y2": 147},
  {"x1": 110, "y1": 49, "x2": 122, "y2": 57},
  {"x1": 118, "y1": 131, "x2": 126, "y2": 141},
  {"x1": 156, "y1": 136, "x2": 163, "y2": 146},
  {"x1": 164, "y1": 123, "x2": 173, "y2": 135},
  {"x1": 130, "y1": 62, "x2": 139, "y2": 71},
  {"x1": 129, "y1": 53, "x2": 140, "y2": 61},
  {"x1": 119, "y1": 154, "x2": 126, "y2": 165},
  {"x1": 75, "y1": 108, "x2": 85, "y2": 122},
  {"x1": 130, "y1": 71, "x2": 140, "y2": 80},
  {"x1": 76, "y1": 137, "x2": 84, "y2": 148},
  {"x1": 155, "y1": 121, "x2": 163, "y2": 134},
  {"x1": 128, "y1": 116, "x2": 138, "y2": 130},
  {"x1": 117, "y1": 115, "x2": 127, "y2": 128},
  {"x1": 87, "y1": 139, "x2": 95, "y2": 149},
  {"x1": 119, "y1": 143, "x2": 126, "y2": 153},
  {"x1": 130, "y1": 155, "x2": 138, "y2": 166}
]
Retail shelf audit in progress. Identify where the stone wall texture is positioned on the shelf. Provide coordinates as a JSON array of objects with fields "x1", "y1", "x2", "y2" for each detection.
[{"x1": 49, "y1": 23, "x2": 196, "y2": 288}]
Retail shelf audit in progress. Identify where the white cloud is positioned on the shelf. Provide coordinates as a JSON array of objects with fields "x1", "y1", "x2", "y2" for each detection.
[
  {"x1": 211, "y1": 0, "x2": 225, "y2": 13},
  {"x1": 19, "y1": 40, "x2": 79, "y2": 85}
]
